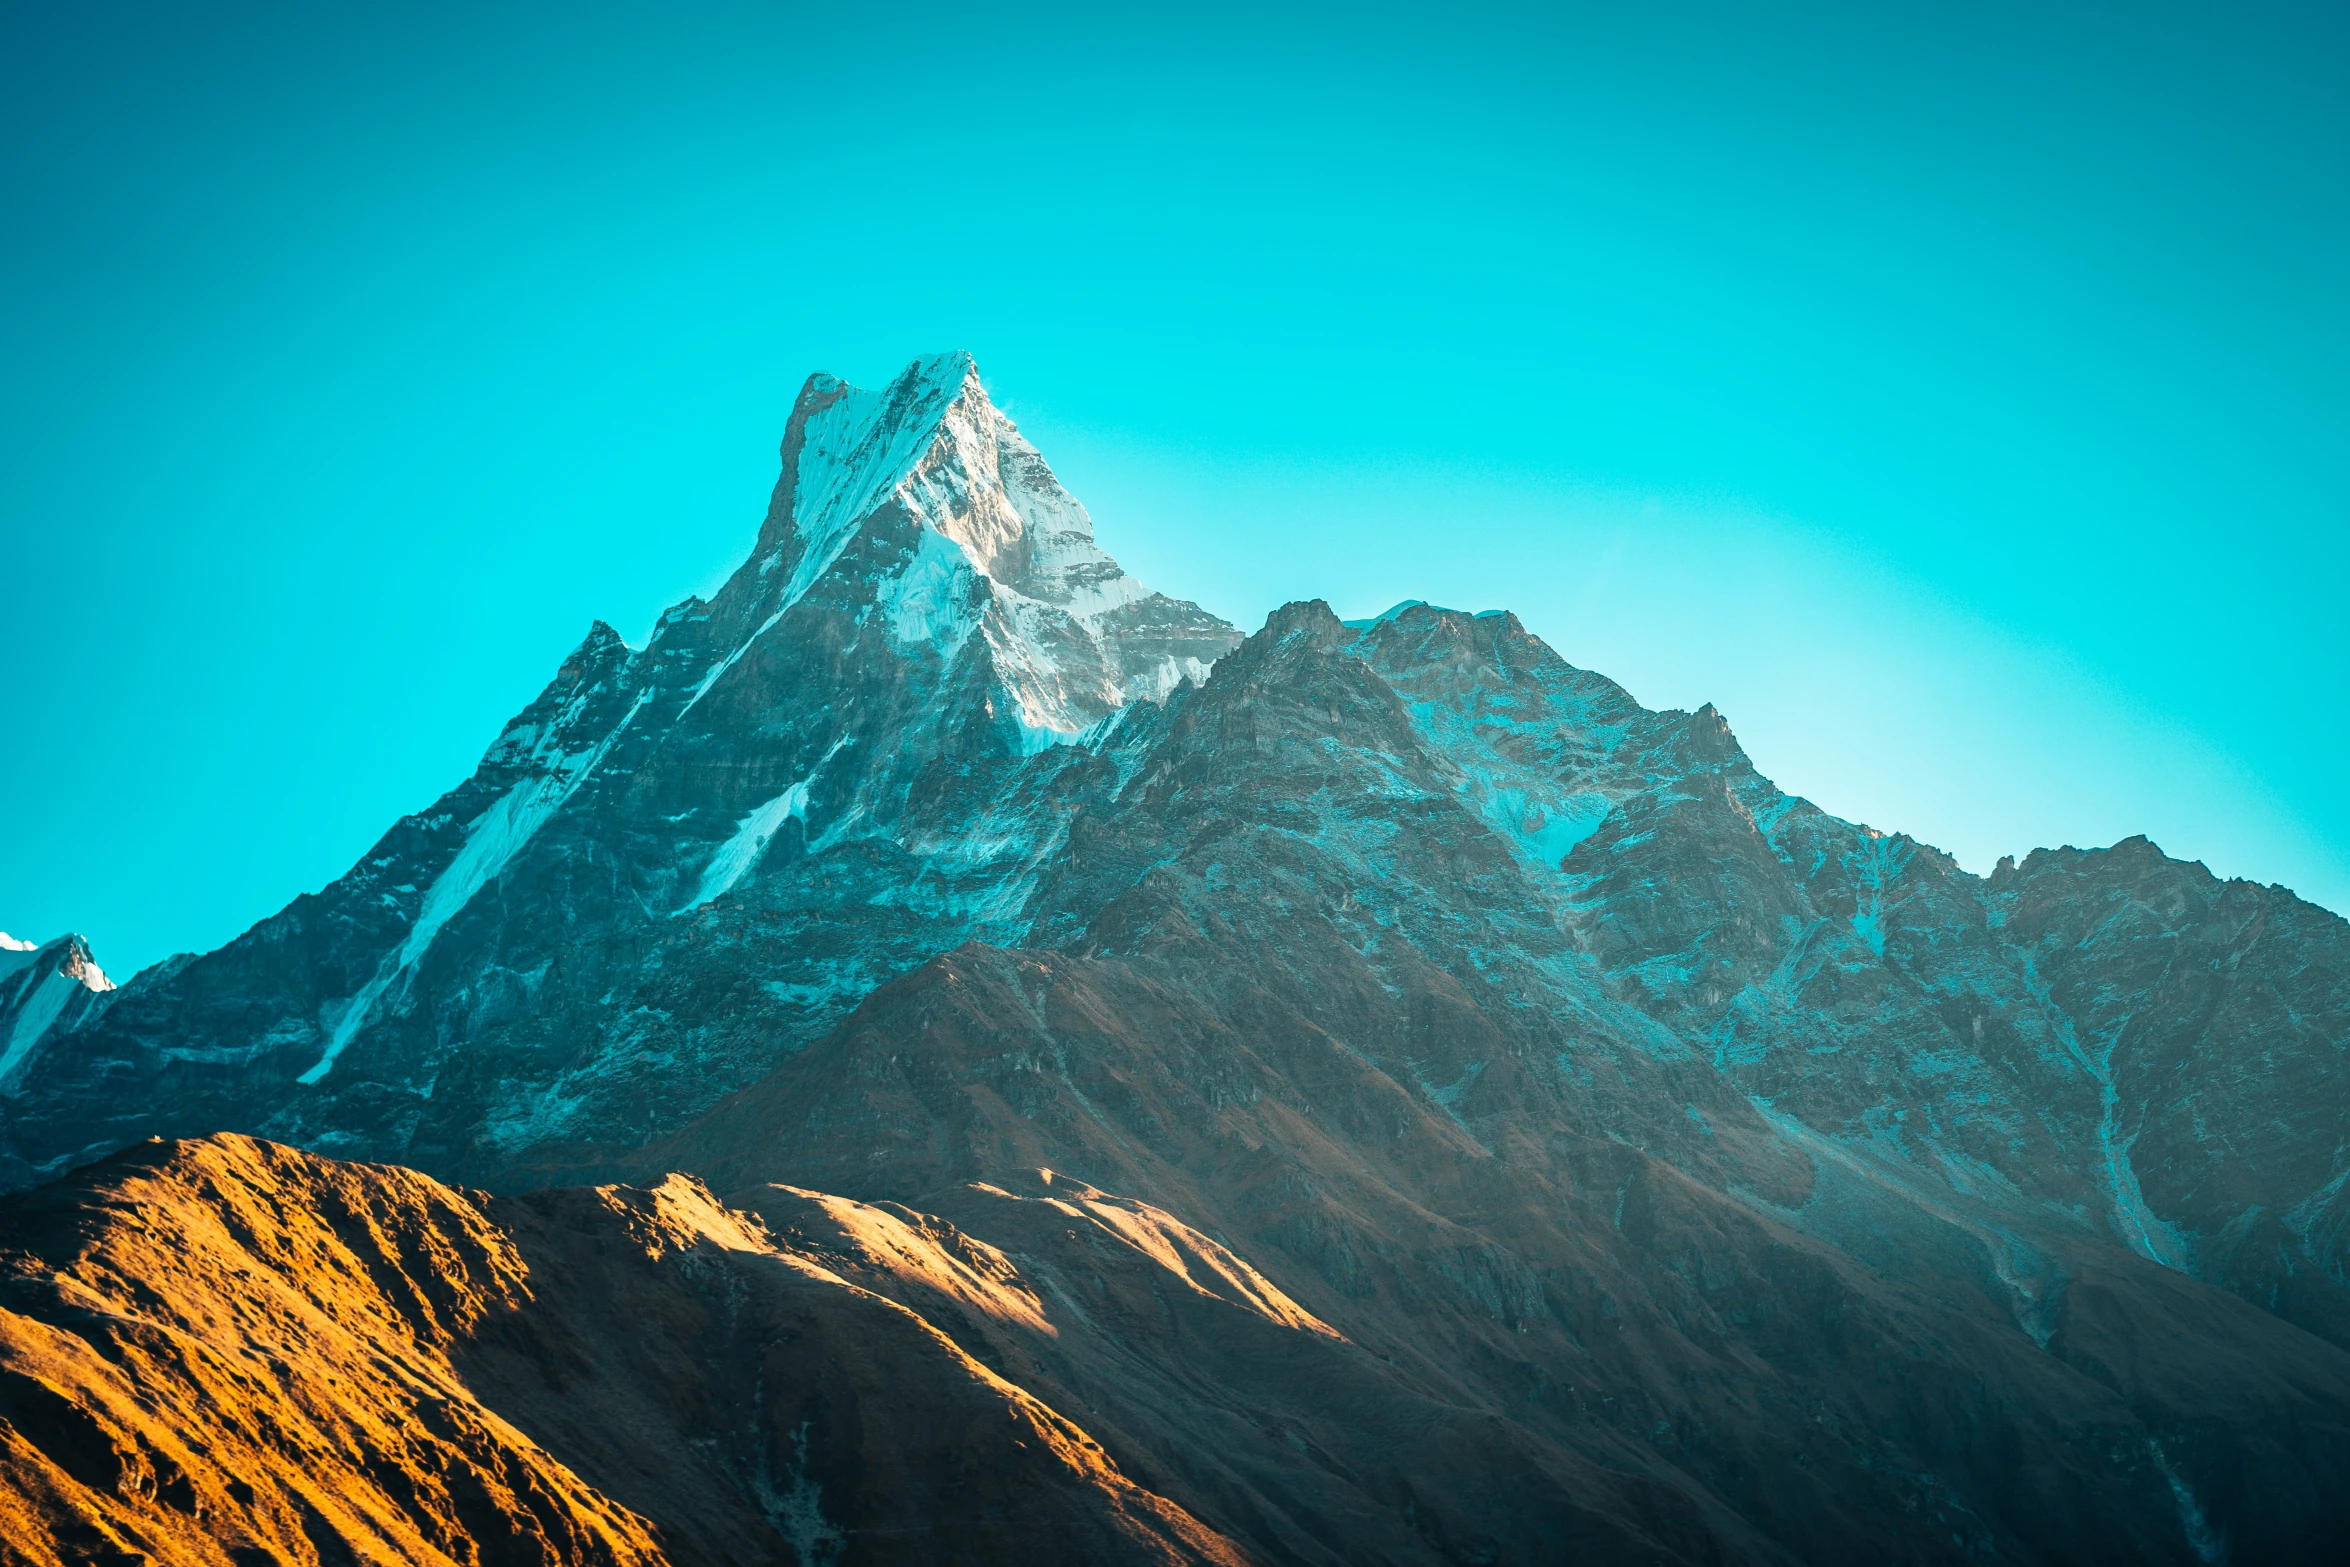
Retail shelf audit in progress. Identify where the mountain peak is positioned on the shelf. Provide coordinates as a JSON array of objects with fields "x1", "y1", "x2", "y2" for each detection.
[
  {"x1": 715, "y1": 354, "x2": 1240, "y2": 739},
  {"x1": 1, "y1": 930, "x2": 114, "y2": 1093},
  {"x1": 759, "y1": 352, "x2": 987, "y2": 564},
  {"x1": 0, "y1": 930, "x2": 110, "y2": 991},
  {"x1": 792, "y1": 349, "x2": 978, "y2": 410}
]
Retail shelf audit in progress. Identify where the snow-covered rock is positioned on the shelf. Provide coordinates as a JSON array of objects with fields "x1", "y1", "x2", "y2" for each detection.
[{"x1": 0, "y1": 931, "x2": 114, "y2": 1092}]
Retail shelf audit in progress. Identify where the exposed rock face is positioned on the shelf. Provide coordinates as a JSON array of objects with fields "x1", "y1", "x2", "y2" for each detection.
[{"x1": 5, "y1": 354, "x2": 2350, "y2": 1563}]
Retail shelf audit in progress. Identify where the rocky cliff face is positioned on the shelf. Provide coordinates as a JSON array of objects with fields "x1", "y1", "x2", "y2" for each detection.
[{"x1": 5, "y1": 354, "x2": 2348, "y2": 1564}]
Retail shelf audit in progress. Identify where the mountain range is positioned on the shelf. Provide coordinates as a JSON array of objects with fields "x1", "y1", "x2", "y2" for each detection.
[{"x1": 4, "y1": 353, "x2": 2346, "y2": 1566}]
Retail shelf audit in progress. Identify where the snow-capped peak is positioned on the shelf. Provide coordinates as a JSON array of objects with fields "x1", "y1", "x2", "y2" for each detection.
[
  {"x1": 704, "y1": 353, "x2": 1241, "y2": 743},
  {"x1": 0, "y1": 932, "x2": 115, "y2": 1092},
  {"x1": 760, "y1": 350, "x2": 1140, "y2": 614},
  {"x1": 755, "y1": 352, "x2": 984, "y2": 597},
  {"x1": 0, "y1": 932, "x2": 110, "y2": 991}
]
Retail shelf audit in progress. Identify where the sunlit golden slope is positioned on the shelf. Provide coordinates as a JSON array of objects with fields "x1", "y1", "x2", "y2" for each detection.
[{"x1": 0, "y1": 1135, "x2": 1249, "y2": 1567}]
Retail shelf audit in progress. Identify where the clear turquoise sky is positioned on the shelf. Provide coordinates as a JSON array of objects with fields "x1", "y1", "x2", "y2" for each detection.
[{"x1": 5, "y1": 1, "x2": 2345, "y2": 976}]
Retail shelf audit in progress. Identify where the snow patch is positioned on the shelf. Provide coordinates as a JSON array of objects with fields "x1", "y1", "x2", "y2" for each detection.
[
  {"x1": 681, "y1": 738, "x2": 853, "y2": 914},
  {"x1": 758, "y1": 969, "x2": 878, "y2": 1011},
  {"x1": 0, "y1": 943, "x2": 108, "y2": 1089},
  {"x1": 1125, "y1": 653, "x2": 1217, "y2": 705},
  {"x1": 1476, "y1": 783, "x2": 1611, "y2": 869},
  {"x1": 690, "y1": 788, "x2": 812, "y2": 909},
  {"x1": 2149, "y1": 1441, "x2": 2225, "y2": 1563},
  {"x1": 302, "y1": 686, "x2": 656, "y2": 1085},
  {"x1": 1429, "y1": 1060, "x2": 1485, "y2": 1110},
  {"x1": 0, "y1": 972, "x2": 77, "y2": 1088},
  {"x1": 2014, "y1": 952, "x2": 2193, "y2": 1270},
  {"x1": 879, "y1": 527, "x2": 981, "y2": 653},
  {"x1": 1849, "y1": 910, "x2": 1886, "y2": 956},
  {"x1": 683, "y1": 601, "x2": 791, "y2": 716},
  {"x1": 1845, "y1": 834, "x2": 1906, "y2": 958}
]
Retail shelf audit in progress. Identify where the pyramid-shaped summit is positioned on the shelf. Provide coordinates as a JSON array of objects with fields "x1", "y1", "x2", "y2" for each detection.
[
  {"x1": 0, "y1": 355, "x2": 1243, "y2": 1182},
  {"x1": 735, "y1": 350, "x2": 1239, "y2": 742}
]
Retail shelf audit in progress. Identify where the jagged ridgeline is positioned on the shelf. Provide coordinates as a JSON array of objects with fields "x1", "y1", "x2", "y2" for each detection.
[{"x1": 5, "y1": 354, "x2": 2349, "y2": 1566}]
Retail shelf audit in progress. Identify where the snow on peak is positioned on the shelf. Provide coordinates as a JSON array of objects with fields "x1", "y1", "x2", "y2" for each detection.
[
  {"x1": 764, "y1": 353, "x2": 1146, "y2": 610},
  {"x1": 0, "y1": 932, "x2": 110, "y2": 993},
  {"x1": 0, "y1": 933, "x2": 112, "y2": 1091},
  {"x1": 703, "y1": 354, "x2": 1241, "y2": 743},
  {"x1": 61, "y1": 940, "x2": 113, "y2": 994},
  {"x1": 775, "y1": 353, "x2": 984, "y2": 582}
]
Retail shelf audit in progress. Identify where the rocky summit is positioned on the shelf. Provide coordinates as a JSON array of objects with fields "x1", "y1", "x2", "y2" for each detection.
[{"x1": 4, "y1": 354, "x2": 2347, "y2": 1566}]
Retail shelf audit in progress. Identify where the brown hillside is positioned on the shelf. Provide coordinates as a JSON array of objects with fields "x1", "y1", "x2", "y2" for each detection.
[{"x1": 0, "y1": 1135, "x2": 1246, "y2": 1567}]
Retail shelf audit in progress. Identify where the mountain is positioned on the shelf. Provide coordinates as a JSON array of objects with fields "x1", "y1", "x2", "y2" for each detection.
[
  {"x1": 1, "y1": 933, "x2": 113, "y2": 1096},
  {"x1": 0, "y1": 352, "x2": 1240, "y2": 1189},
  {"x1": 5, "y1": 354, "x2": 2349, "y2": 1564}
]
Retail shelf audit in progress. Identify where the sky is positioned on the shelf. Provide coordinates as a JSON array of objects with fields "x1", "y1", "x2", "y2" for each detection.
[{"x1": 3, "y1": 0, "x2": 2345, "y2": 977}]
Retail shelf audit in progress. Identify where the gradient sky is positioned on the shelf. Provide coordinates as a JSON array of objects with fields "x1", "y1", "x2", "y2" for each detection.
[{"x1": 5, "y1": 0, "x2": 2346, "y2": 977}]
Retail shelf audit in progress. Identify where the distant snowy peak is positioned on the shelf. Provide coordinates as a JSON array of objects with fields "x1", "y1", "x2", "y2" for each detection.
[
  {"x1": 0, "y1": 932, "x2": 113, "y2": 994},
  {"x1": 0, "y1": 932, "x2": 114, "y2": 1092}
]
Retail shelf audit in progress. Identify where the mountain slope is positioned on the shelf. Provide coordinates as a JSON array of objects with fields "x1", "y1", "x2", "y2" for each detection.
[
  {"x1": 0, "y1": 1135, "x2": 1249, "y2": 1567},
  {"x1": 0, "y1": 934, "x2": 114, "y2": 1095}
]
